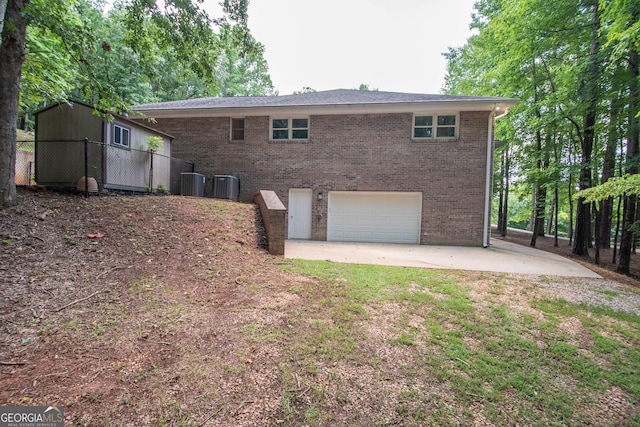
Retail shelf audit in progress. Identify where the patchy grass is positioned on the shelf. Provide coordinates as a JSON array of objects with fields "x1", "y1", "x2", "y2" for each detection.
[
  {"x1": 281, "y1": 260, "x2": 640, "y2": 426},
  {"x1": 1, "y1": 191, "x2": 638, "y2": 426}
]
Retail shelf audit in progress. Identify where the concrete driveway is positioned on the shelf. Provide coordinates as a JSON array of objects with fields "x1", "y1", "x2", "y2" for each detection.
[{"x1": 285, "y1": 239, "x2": 600, "y2": 278}]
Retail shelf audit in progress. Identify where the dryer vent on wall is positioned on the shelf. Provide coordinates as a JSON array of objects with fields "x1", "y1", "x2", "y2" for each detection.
[
  {"x1": 213, "y1": 175, "x2": 239, "y2": 200},
  {"x1": 181, "y1": 172, "x2": 205, "y2": 197}
]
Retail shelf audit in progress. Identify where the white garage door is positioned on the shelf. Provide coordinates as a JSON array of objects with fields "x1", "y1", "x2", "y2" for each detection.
[{"x1": 327, "y1": 191, "x2": 422, "y2": 244}]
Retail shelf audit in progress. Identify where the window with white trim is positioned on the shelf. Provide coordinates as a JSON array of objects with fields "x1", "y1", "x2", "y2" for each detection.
[
  {"x1": 231, "y1": 118, "x2": 245, "y2": 141},
  {"x1": 271, "y1": 118, "x2": 309, "y2": 140},
  {"x1": 113, "y1": 124, "x2": 130, "y2": 147},
  {"x1": 412, "y1": 114, "x2": 457, "y2": 139}
]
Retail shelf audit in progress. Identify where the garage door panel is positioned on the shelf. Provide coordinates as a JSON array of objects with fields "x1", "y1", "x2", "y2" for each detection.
[{"x1": 328, "y1": 192, "x2": 422, "y2": 244}]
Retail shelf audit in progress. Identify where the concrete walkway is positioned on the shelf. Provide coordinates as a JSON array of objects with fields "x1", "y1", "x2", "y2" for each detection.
[{"x1": 285, "y1": 239, "x2": 600, "y2": 278}]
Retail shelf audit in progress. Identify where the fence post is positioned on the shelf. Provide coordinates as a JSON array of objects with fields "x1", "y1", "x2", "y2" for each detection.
[
  {"x1": 149, "y1": 151, "x2": 154, "y2": 193},
  {"x1": 28, "y1": 161, "x2": 32, "y2": 186},
  {"x1": 84, "y1": 137, "x2": 89, "y2": 198}
]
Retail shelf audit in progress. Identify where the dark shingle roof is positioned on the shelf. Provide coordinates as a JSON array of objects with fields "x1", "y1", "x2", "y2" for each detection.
[{"x1": 133, "y1": 89, "x2": 515, "y2": 111}]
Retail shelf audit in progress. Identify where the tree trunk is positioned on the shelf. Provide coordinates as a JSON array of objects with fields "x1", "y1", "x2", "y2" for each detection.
[
  {"x1": 572, "y1": 3, "x2": 600, "y2": 256},
  {"x1": 594, "y1": 207, "x2": 601, "y2": 265},
  {"x1": 553, "y1": 135, "x2": 560, "y2": 247},
  {"x1": 634, "y1": 198, "x2": 640, "y2": 254},
  {"x1": 531, "y1": 182, "x2": 546, "y2": 247},
  {"x1": 536, "y1": 133, "x2": 552, "y2": 237},
  {"x1": 534, "y1": 184, "x2": 546, "y2": 236},
  {"x1": 568, "y1": 149, "x2": 574, "y2": 245},
  {"x1": 529, "y1": 187, "x2": 536, "y2": 232},
  {"x1": 530, "y1": 59, "x2": 544, "y2": 247},
  {"x1": 599, "y1": 98, "x2": 620, "y2": 249},
  {"x1": 554, "y1": 184, "x2": 559, "y2": 247},
  {"x1": 618, "y1": 47, "x2": 639, "y2": 274},
  {"x1": 19, "y1": 110, "x2": 28, "y2": 130},
  {"x1": 0, "y1": 0, "x2": 28, "y2": 208},
  {"x1": 501, "y1": 149, "x2": 510, "y2": 237},
  {"x1": 619, "y1": 196, "x2": 637, "y2": 273},
  {"x1": 546, "y1": 191, "x2": 555, "y2": 236},
  {"x1": 613, "y1": 195, "x2": 622, "y2": 263},
  {"x1": 0, "y1": 0, "x2": 7, "y2": 34},
  {"x1": 149, "y1": 152, "x2": 154, "y2": 193},
  {"x1": 598, "y1": 197, "x2": 613, "y2": 248},
  {"x1": 497, "y1": 149, "x2": 505, "y2": 234},
  {"x1": 573, "y1": 170, "x2": 592, "y2": 256}
]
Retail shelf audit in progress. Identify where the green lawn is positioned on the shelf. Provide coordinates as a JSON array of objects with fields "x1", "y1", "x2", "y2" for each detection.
[{"x1": 274, "y1": 260, "x2": 640, "y2": 426}]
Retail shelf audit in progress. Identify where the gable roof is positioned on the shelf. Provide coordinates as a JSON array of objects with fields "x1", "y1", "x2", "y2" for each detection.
[{"x1": 132, "y1": 89, "x2": 518, "y2": 119}]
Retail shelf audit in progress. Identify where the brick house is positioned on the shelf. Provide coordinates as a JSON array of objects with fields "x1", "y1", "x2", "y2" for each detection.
[{"x1": 133, "y1": 89, "x2": 517, "y2": 246}]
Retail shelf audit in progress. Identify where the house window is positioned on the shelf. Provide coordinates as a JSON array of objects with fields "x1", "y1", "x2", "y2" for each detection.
[
  {"x1": 113, "y1": 124, "x2": 130, "y2": 148},
  {"x1": 413, "y1": 116, "x2": 433, "y2": 138},
  {"x1": 413, "y1": 114, "x2": 457, "y2": 139},
  {"x1": 271, "y1": 118, "x2": 309, "y2": 140},
  {"x1": 231, "y1": 118, "x2": 245, "y2": 141},
  {"x1": 437, "y1": 115, "x2": 456, "y2": 137}
]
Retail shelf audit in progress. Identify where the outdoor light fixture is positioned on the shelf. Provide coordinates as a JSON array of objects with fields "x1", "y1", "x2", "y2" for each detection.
[{"x1": 318, "y1": 192, "x2": 323, "y2": 200}]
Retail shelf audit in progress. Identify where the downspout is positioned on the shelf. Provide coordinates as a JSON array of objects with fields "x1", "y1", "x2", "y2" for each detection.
[{"x1": 483, "y1": 105, "x2": 499, "y2": 248}]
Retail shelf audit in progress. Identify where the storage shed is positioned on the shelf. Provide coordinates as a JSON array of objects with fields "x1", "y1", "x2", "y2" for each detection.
[{"x1": 35, "y1": 101, "x2": 174, "y2": 193}]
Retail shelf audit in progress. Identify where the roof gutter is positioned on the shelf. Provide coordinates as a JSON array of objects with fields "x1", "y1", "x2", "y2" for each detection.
[
  {"x1": 483, "y1": 104, "x2": 500, "y2": 248},
  {"x1": 133, "y1": 99, "x2": 517, "y2": 120}
]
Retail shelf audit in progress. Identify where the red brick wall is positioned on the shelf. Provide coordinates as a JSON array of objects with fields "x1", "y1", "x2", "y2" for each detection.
[
  {"x1": 150, "y1": 111, "x2": 491, "y2": 245},
  {"x1": 254, "y1": 190, "x2": 286, "y2": 255}
]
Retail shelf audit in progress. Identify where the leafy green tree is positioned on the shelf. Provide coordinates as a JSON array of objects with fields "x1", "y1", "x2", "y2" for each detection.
[
  {"x1": 576, "y1": 174, "x2": 640, "y2": 202},
  {"x1": 80, "y1": 4, "x2": 156, "y2": 105},
  {"x1": 445, "y1": 0, "x2": 592, "y2": 247},
  {"x1": 216, "y1": 27, "x2": 276, "y2": 96},
  {"x1": 444, "y1": 0, "x2": 640, "y2": 273},
  {"x1": 602, "y1": 0, "x2": 640, "y2": 274},
  {"x1": 17, "y1": 0, "x2": 276, "y2": 113},
  {"x1": 0, "y1": 0, "x2": 254, "y2": 207},
  {"x1": 20, "y1": 25, "x2": 76, "y2": 129},
  {"x1": 356, "y1": 83, "x2": 378, "y2": 91},
  {"x1": 570, "y1": 1, "x2": 602, "y2": 256},
  {"x1": 293, "y1": 87, "x2": 316, "y2": 94}
]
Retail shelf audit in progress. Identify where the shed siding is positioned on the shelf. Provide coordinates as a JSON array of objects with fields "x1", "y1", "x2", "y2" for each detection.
[
  {"x1": 35, "y1": 104, "x2": 103, "y2": 186},
  {"x1": 104, "y1": 124, "x2": 172, "y2": 191},
  {"x1": 36, "y1": 103, "x2": 103, "y2": 142}
]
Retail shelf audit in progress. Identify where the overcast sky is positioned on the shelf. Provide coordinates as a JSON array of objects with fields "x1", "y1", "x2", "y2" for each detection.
[{"x1": 238, "y1": 0, "x2": 478, "y2": 95}]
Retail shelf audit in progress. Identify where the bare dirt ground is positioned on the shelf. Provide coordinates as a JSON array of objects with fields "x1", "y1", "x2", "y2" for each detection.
[
  {"x1": 1, "y1": 188, "x2": 638, "y2": 426},
  {"x1": 1, "y1": 188, "x2": 288, "y2": 424}
]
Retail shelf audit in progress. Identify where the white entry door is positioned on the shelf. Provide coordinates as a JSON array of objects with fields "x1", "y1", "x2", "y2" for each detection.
[
  {"x1": 288, "y1": 189, "x2": 312, "y2": 239},
  {"x1": 328, "y1": 191, "x2": 422, "y2": 244}
]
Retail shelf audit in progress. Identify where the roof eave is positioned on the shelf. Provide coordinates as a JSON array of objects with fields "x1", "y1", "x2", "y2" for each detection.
[{"x1": 132, "y1": 98, "x2": 519, "y2": 119}]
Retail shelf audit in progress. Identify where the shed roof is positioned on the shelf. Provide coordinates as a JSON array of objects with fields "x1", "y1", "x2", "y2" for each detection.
[{"x1": 36, "y1": 100, "x2": 175, "y2": 140}]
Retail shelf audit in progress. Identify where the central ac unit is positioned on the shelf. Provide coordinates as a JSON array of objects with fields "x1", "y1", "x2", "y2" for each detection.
[
  {"x1": 213, "y1": 175, "x2": 239, "y2": 200},
  {"x1": 181, "y1": 172, "x2": 205, "y2": 197}
]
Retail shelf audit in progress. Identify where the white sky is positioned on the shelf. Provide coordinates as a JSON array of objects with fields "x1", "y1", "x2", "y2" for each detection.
[
  {"x1": 250, "y1": 0, "x2": 477, "y2": 95},
  {"x1": 203, "y1": 0, "x2": 478, "y2": 95}
]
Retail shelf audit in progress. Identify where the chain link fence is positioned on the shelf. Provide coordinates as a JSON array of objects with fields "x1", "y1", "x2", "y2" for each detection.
[
  {"x1": 16, "y1": 140, "x2": 35, "y2": 186},
  {"x1": 30, "y1": 139, "x2": 194, "y2": 195}
]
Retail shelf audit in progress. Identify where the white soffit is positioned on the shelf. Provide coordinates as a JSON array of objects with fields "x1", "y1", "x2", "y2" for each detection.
[{"x1": 133, "y1": 100, "x2": 517, "y2": 119}]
